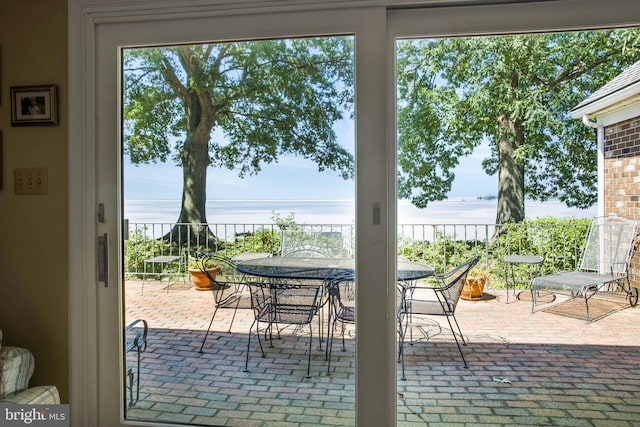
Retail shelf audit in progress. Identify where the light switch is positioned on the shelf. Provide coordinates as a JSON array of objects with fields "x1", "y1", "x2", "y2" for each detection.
[{"x1": 14, "y1": 168, "x2": 48, "y2": 195}]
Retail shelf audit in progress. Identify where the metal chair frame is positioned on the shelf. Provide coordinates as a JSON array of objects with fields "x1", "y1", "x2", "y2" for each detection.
[
  {"x1": 325, "y1": 274, "x2": 355, "y2": 375},
  {"x1": 279, "y1": 228, "x2": 353, "y2": 258},
  {"x1": 531, "y1": 215, "x2": 639, "y2": 323},
  {"x1": 125, "y1": 318, "x2": 148, "y2": 407},
  {"x1": 397, "y1": 256, "x2": 480, "y2": 380},
  {"x1": 198, "y1": 253, "x2": 251, "y2": 352},
  {"x1": 141, "y1": 252, "x2": 186, "y2": 293},
  {"x1": 281, "y1": 247, "x2": 332, "y2": 351},
  {"x1": 243, "y1": 280, "x2": 323, "y2": 379}
]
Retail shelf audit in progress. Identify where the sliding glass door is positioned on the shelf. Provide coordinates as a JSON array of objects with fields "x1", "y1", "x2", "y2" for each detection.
[
  {"x1": 75, "y1": 5, "x2": 388, "y2": 426},
  {"x1": 389, "y1": 2, "x2": 640, "y2": 424},
  {"x1": 121, "y1": 35, "x2": 358, "y2": 425},
  {"x1": 69, "y1": 1, "x2": 640, "y2": 426}
]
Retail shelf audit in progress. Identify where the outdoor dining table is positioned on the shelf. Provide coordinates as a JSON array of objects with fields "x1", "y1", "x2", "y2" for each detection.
[
  {"x1": 235, "y1": 256, "x2": 435, "y2": 282},
  {"x1": 235, "y1": 256, "x2": 435, "y2": 377}
]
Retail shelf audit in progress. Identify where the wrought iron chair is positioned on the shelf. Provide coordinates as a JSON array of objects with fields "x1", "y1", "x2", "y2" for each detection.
[
  {"x1": 281, "y1": 245, "x2": 332, "y2": 349},
  {"x1": 125, "y1": 318, "x2": 148, "y2": 407},
  {"x1": 325, "y1": 274, "x2": 355, "y2": 375},
  {"x1": 243, "y1": 280, "x2": 323, "y2": 379},
  {"x1": 279, "y1": 228, "x2": 352, "y2": 258},
  {"x1": 531, "y1": 215, "x2": 639, "y2": 323},
  {"x1": 397, "y1": 256, "x2": 480, "y2": 380},
  {"x1": 282, "y1": 247, "x2": 332, "y2": 258},
  {"x1": 141, "y1": 250, "x2": 186, "y2": 293},
  {"x1": 198, "y1": 253, "x2": 252, "y2": 353}
]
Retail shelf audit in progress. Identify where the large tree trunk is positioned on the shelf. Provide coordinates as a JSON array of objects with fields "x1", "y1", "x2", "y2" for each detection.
[
  {"x1": 169, "y1": 132, "x2": 216, "y2": 245},
  {"x1": 495, "y1": 116, "x2": 525, "y2": 225},
  {"x1": 165, "y1": 90, "x2": 219, "y2": 246},
  {"x1": 156, "y1": 47, "x2": 226, "y2": 247},
  {"x1": 178, "y1": 132, "x2": 209, "y2": 223}
]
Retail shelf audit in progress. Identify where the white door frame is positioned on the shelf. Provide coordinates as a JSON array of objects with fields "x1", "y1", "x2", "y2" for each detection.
[
  {"x1": 69, "y1": 0, "x2": 640, "y2": 425},
  {"x1": 69, "y1": 2, "x2": 389, "y2": 425}
]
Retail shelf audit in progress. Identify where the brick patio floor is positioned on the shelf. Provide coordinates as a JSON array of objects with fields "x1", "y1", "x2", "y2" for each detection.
[{"x1": 124, "y1": 280, "x2": 640, "y2": 426}]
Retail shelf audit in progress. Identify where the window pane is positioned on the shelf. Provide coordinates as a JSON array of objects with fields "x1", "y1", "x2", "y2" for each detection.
[
  {"x1": 122, "y1": 35, "x2": 356, "y2": 425},
  {"x1": 395, "y1": 27, "x2": 639, "y2": 424}
]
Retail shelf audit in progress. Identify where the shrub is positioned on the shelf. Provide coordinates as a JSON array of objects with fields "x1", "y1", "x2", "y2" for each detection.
[
  {"x1": 124, "y1": 227, "x2": 176, "y2": 279},
  {"x1": 398, "y1": 216, "x2": 591, "y2": 289}
]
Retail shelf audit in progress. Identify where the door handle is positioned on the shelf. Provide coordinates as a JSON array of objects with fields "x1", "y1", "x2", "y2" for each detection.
[{"x1": 98, "y1": 233, "x2": 109, "y2": 287}]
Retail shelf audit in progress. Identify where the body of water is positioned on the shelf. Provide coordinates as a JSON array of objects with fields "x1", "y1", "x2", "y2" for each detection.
[{"x1": 124, "y1": 198, "x2": 597, "y2": 225}]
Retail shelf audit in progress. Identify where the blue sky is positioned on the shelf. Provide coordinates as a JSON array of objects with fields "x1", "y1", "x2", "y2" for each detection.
[{"x1": 124, "y1": 139, "x2": 496, "y2": 200}]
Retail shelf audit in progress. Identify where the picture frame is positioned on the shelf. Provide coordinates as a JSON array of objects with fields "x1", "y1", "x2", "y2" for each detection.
[
  {"x1": 10, "y1": 85, "x2": 58, "y2": 126},
  {"x1": 0, "y1": 131, "x2": 3, "y2": 190}
]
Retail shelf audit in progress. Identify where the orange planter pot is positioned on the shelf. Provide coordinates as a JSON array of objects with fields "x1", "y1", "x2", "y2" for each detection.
[
  {"x1": 461, "y1": 276, "x2": 487, "y2": 301},
  {"x1": 188, "y1": 267, "x2": 219, "y2": 291}
]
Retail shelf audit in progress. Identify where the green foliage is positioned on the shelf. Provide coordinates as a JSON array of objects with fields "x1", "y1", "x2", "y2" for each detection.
[
  {"x1": 125, "y1": 216, "x2": 591, "y2": 291},
  {"x1": 399, "y1": 217, "x2": 592, "y2": 289},
  {"x1": 468, "y1": 263, "x2": 493, "y2": 279},
  {"x1": 396, "y1": 29, "x2": 640, "y2": 223},
  {"x1": 210, "y1": 212, "x2": 297, "y2": 258},
  {"x1": 125, "y1": 212, "x2": 296, "y2": 271},
  {"x1": 271, "y1": 211, "x2": 298, "y2": 230},
  {"x1": 188, "y1": 256, "x2": 218, "y2": 270},
  {"x1": 124, "y1": 228, "x2": 177, "y2": 279},
  {"x1": 492, "y1": 217, "x2": 591, "y2": 281},
  {"x1": 399, "y1": 230, "x2": 488, "y2": 275},
  {"x1": 211, "y1": 228, "x2": 282, "y2": 259}
]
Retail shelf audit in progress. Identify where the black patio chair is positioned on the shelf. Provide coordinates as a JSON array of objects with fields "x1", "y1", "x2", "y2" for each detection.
[
  {"x1": 243, "y1": 280, "x2": 323, "y2": 379},
  {"x1": 279, "y1": 228, "x2": 350, "y2": 258},
  {"x1": 397, "y1": 256, "x2": 480, "y2": 380},
  {"x1": 198, "y1": 253, "x2": 251, "y2": 353},
  {"x1": 281, "y1": 245, "x2": 331, "y2": 350},
  {"x1": 325, "y1": 274, "x2": 355, "y2": 375},
  {"x1": 125, "y1": 318, "x2": 148, "y2": 407}
]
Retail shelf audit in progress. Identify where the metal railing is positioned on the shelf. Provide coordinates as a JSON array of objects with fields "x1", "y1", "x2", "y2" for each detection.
[{"x1": 125, "y1": 220, "x2": 591, "y2": 288}]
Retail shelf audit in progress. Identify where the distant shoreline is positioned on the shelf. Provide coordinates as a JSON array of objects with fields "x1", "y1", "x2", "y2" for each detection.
[
  {"x1": 123, "y1": 197, "x2": 592, "y2": 204},
  {"x1": 125, "y1": 198, "x2": 596, "y2": 225}
]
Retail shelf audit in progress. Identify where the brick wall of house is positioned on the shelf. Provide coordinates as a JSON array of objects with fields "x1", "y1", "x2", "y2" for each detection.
[{"x1": 603, "y1": 116, "x2": 640, "y2": 290}]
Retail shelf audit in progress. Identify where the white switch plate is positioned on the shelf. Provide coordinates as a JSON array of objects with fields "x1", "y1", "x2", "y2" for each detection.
[{"x1": 14, "y1": 168, "x2": 48, "y2": 195}]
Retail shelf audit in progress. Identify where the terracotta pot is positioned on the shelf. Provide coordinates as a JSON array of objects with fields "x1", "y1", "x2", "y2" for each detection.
[
  {"x1": 461, "y1": 276, "x2": 487, "y2": 301},
  {"x1": 188, "y1": 267, "x2": 219, "y2": 291}
]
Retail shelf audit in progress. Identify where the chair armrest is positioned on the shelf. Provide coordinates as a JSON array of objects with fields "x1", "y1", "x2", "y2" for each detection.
[
  {"x1": 0, "y1": 385, "x2": 60, "y2": 405},
  {"x1": 126, "y1": 319, "x2": 148, "y2": 354},
  {"x1": 0, "y1": 346, "x2": 35, "y2": 399},
  {"x1": 401, "y1": 275, "x2": 445, "y2": 292},
  {"x1": 422, "y1": 275, "x2": 447, "y2": 289}
]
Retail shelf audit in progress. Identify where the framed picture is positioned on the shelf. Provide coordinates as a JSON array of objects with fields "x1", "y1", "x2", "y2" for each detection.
[{"x1": 10, "y1": 85, "x2": 58, "y2": 126}]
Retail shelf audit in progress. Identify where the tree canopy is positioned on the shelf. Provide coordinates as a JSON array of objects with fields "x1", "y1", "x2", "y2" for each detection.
[
  {"x1": 397, "y1": 29, "x2": 640, "y2": 224},
  {"x1": 124, "y1": 37, "x2": 354, "y2": 241}
]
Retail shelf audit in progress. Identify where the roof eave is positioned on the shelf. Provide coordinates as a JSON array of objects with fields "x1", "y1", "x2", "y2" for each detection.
[{"x1": 570, "y1": 80, "x2": 640, "y2": 119}]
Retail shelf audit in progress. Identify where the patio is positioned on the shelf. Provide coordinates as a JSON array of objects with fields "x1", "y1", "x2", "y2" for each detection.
[{"x1": 125, "y1": 279, "x2": 640, "y2": 426}]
